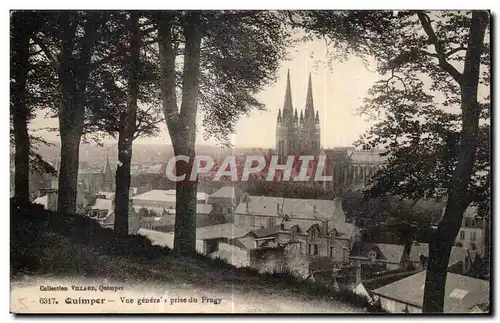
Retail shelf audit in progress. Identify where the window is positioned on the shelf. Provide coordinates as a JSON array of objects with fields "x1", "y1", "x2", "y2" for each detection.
[
  {"x1": 470, "y1": 243, "x2": 477, "y2": 251},
  {"x1": 460, "y1": 231, "x2": 465, "y2": 240},
  {"x1": 330, "y1": 246, "x2": 334, "y2": 257},
  {"x1": 291, "y1": 227, "x2": 298, "y2": 241},
  {"x1": 249, "y1": 216, "x2": 255, "y2": 227},
  {"x1": 465, "y1": 219, "x2": 472, "y2": 228},
  {"x1": 342, "y1": 248, "x2": 349, "y2": 263},
  {"x1": 470, "y1": 231, "x2": 477, "y2": 241},
  {"x1": 449, "y1": 288, "x2": 469, "y2": 300},
  {"x1": 310, "y1": 229, "x2": 316, "y2": 240},
  {"x1": 369, "y1": 250, "x2": 377, "y2": 261},
  {"x1": 308, "y1": 244, "x2": 312, "y2": 255},
  {"x1": 239, "y1": 215, "x2": 246, "y2": 226},
  {"x1": 313, "y1": 244, "x2": 319, "y2": 255},
  {"x1": 267, "y1": 217, "x2": 276, "y2": 228},
  {"x1": 472, "y1": 219, "x2": 476, "y2": 227},
  {"x1": 330, "y1": 229, "x2": 337, "y2": 241}
]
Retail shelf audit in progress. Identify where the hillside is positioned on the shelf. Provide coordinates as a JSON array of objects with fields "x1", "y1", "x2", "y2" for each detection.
[{"x1": 10, "y1": 203, "x2": 384, "y2": 314}]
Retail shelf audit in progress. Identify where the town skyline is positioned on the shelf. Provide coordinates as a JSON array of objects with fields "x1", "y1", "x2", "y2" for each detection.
[{"x1": 29, "y1": 37, "x2": 382, "y2": 149}]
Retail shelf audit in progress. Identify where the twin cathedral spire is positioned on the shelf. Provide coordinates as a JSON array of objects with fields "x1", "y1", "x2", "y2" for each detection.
[{"x1": 276, "y1": 70, "x2": 321, "y2": 158}]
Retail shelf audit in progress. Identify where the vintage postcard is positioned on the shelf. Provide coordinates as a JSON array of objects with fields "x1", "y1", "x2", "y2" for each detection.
[{"x1": 10, "y1": 9, "x2": 491, "y2": 314}]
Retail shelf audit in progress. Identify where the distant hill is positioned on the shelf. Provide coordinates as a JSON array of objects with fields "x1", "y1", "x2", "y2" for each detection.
[{"x1": 34, "y1": 141, "x2": 274, "y2": 167}]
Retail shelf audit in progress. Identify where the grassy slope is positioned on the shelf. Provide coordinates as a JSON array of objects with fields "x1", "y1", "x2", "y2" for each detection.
[{"x1": 11, "y1": 203, "x2": 385, "y2": 313}]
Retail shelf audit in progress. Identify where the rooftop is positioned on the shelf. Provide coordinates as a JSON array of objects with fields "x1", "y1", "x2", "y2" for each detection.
[
  {"x1": 132, "y1": 190, "x2": 208, "y2": 203},
  {"x1": 409, "y1": 243, "x2": 477, "y2": 267},
  {"x1": 195, "y1": 223, "x2": 249, "y2": 240},
  {"x1": 372, "y1": 271, "x2": 489, "y2": 313},
  {"x1": 210, "y1": 186, "x2": 240, "y2": 199},
  {"x1": 350, "y1": 242, "x2": 407, "y2": 264},
  {"x1": 234, "y1": 195, "x2": 336, "y2": 220}
]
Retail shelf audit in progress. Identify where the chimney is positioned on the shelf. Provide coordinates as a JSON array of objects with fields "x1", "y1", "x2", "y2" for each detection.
[
  {"x1": 321, "y1": 219, "x2": 329, "y2": 236},
  {"x1": 246, "y1": 200, "x2": 249, "y2": 213}
]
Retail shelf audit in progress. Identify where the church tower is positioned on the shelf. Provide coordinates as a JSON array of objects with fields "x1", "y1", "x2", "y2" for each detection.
[
  {"x1": 276, "y1": 70, "x2": 299, "y2": 158},
  {"x1": 103, "y1": 154, "x2": 115, "y2": 192},
  {"x1": 276, "y1": 71, "x2": 321, "y2": 159}
]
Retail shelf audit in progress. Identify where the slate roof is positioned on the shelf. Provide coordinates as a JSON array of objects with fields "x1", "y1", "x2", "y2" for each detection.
[
  {"x1": 135, "y1": 204, "x2": 212, "y2": 216},
  {"x1": 350, "y1": 242, "x2": 406, "y2": 264},
  {"x1": 33, "y1": 195, "x2": 48, "y2": 207},
  {"x1": 372, "y1": 271, "x2": 490, "y2": 313},
  {"x1": 409, "y1": 243, "x2": 477, "y2": 267},
  {"x1": 132, "y1": 190, "x2": 208, "y2": 203},
  {"x1": 249, "y1": 225, "x2": 282, "y2": 238},
  {"x1": 210, "y1": 186, "x2": 240, "y2": 199},
  {"x1": 234, "y1": 195, "x2": 335, "y2": 219},
  {"x1": 350, "y1": 150, "x2": 388, "y2": 164},
  {"x1": 88, "y1": 198, "x2": 112, "y2": 210},
  {"x1": 226, "y1": 238, "x2": 248, "y2": 250},
  {"x1": 97, "y1": 191, "x2": 115, "y2": 199},
  {"x1": 195, "y1": 223, "x2": 250, "y2": 240}
]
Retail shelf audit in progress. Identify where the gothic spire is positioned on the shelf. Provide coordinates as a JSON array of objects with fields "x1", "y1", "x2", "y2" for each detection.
[
  {"x1": 103, "y1": 153, "x2": 114, "y2": 186},
  {"x1": 282, "y1": 69, "x2": 293, "y2": 118},
  {"x1": 294, "y1": 109, "x2": 298, "y2": 121},
  {"x1": 315, "y1": 110, "x2": 320, "y2": 123},
  {"x1": 277, "y1": 108, "x2": 282, "y2": 123},
  {"x1": 300, "y1": 110, "x2": 304, "y2": 123},
  {"x1": 304, "y1": 73, "x2": 314, "y2": 120}
]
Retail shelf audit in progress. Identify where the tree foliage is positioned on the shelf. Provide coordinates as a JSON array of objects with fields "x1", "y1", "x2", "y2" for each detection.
[{"x1": 293, "y1": 10, "x2": 490, "y2": 313}]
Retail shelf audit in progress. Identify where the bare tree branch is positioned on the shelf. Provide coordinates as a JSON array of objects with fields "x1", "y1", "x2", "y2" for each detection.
[{"x1": 417, "y1": 11, "x2": 463, "y2": 85}]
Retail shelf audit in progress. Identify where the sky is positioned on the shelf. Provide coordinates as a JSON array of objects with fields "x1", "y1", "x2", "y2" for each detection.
[{"x1": 29, "y1": 37, "x2": 382, "y2": 149}]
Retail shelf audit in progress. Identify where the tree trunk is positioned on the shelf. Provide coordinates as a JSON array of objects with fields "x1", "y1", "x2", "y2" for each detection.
[
  {"x1": 115, "y1": 131, "x2": 133, "y2": 236},
  {"x1": 172, "y1": 142, "x2": 198, "y2": 254},
  {"x1": 57, "y1": 60, "x2": 84, "y2": 213},
  {"x1": 422, "y1": 10, "x2": 489, "y2": 313},
  {"x1": 56, "y1": 13, "x2": 98, "y2": 214},
  {"x1": 114, "y1": 13, "x2": 140, "y2": 237},
  {"x1": 11, "y1": 12, "x2": 31, "y2": 208},
  {"x1": 158, "y1": 13, "x2": 202, "y2": 255}
]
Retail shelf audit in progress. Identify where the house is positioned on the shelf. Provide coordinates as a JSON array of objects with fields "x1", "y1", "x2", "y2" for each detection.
[
  {"x1": 233, "y1": 195, "x2": 337, "y2": 229},
  {"x1": 33, "y1": 188, "x2": 93, "y2": 214},
  {"x1": 207, "y1": 186, "x2": 241, "y2": 218},
  {"x1": 132, "y1": 189, "x2": 208, "y2": 210},
  {"x1": 372, "y1": 271, "x2": 490, "y2": 313},
  {"x1": 305, "y1": 222, "x2": 354, "y2": 263},
  {"x1": 195, "y1": 223, "x2": 249, "y2": 255},
  {"x1": 234, "y1": 196, "x2": 359, "y2": 265},
  {"x1": 350, "y1": 243, "x2": 410, "y2": 270},
  {"x1": 409, "y1": 242, "x2": 477, "y2": 274},
  {"x1": 454, "y1": 206, "x2": 486, "y2": 256},
  {"x1": 237, "y1": 224, "x2": 306, "y2": 250},
  {"x1": 85, "y1": 196, "x2": 141, "y2": 235},
  {"x1": 139, "y1": 204, "x2": 215, "y2": 232}
]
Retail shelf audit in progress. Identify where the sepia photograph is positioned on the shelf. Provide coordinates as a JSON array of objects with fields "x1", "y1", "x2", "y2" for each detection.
[{"x1": 9, "y1": 8, "x2": 491, "y2": 314}]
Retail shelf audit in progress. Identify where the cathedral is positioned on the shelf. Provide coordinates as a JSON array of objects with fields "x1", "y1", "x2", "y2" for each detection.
[{"x1": 276, "y1": 70, "x2": 321, "y2": 158}]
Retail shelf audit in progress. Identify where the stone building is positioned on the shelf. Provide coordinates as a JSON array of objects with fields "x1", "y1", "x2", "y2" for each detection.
[{"x1": 276, "y1": 71, "x2": 321, "y2": 159}]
